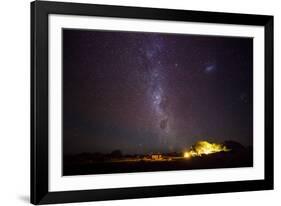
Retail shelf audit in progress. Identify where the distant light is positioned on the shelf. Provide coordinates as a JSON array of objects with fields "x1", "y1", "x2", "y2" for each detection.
[
  {"x1": 184, "y1": 152, "x2": 190, "y2": 158},
  {"x1": 186, "y1": 141, "x2": 230, "y2": 157}
]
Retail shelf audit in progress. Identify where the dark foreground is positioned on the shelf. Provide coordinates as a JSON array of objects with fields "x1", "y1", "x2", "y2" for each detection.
[{"x1": 63, "y1": 149, "x2": 253, "y2": 176}]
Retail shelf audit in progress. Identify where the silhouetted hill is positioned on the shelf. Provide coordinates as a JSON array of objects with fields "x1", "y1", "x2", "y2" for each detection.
[{"x1": 223, "y1": 140, "x2": 245, "y2": 152}]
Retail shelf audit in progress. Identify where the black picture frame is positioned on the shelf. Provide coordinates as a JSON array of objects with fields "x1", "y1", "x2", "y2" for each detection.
[{"x1": 31, "y1": 0, "x2": 274, "y2": 204}]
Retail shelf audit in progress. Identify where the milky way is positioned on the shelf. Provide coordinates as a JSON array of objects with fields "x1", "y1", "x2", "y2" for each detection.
[
  {"x1": 143, "y1": 35, "x2": 170, "y2": 144},
  {"x1": 63, "y1": 29, "x2": 253, "y2": 155}
]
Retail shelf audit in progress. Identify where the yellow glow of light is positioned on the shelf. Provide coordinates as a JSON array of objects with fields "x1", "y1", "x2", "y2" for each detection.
[
  {"x1": 184, "y1": 152, "x2": 191, "y2": 158},
  {"x1": 185, "y1": 141, "x2": 230, "y2": 157}
]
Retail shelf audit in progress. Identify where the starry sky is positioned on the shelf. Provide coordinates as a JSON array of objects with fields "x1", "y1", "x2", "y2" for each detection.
[{"x1": 63, "y1": 29, "x2": 253, "y2": 155}]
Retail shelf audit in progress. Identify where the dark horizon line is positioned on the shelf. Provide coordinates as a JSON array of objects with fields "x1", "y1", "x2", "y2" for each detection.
[{"x1": 64, "y1": 144, "x2": 253, "y2": 156}]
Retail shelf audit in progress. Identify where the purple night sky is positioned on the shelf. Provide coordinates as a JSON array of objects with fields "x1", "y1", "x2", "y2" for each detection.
[{"x1": 63, "y1": 29, "x2": 253, "y2": 155}]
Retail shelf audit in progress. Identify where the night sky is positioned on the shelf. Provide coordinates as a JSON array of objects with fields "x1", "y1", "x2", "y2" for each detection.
[{"x1": 63, "y1": 29, "x2": 253, "y2": 155}]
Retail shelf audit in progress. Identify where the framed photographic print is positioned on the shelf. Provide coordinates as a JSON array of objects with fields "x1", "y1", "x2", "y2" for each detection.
[{"x1": 31, "y1": 0, "x2": 274, "y2": 204}]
